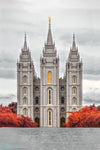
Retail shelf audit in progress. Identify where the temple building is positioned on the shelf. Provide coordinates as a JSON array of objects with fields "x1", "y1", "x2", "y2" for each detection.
[{"x1": 17, "y1": 19, "x2": 82, "y2": 127}]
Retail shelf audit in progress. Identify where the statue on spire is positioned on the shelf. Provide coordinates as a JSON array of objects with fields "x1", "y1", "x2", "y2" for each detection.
[{"x1": 49, "y1": 17, "x2": 51, "y2": 23}]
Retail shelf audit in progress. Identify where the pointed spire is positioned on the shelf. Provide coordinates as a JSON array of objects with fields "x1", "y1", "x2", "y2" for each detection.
[
  {"x1": 73, "y1": 33, "x2": 75, "y2": 42},
  {"x1": 24, "y1": 33, "x2": 27, "y2": 50},
  {"x1": 47, "y1": 17, "x2": 53, "y2": 45},
  {"x1": 68, "y1": 34, "x2": 80, "y2": 62},
  {"x1": 72, "y1": 33, "x2": 77, "y2": 50}
]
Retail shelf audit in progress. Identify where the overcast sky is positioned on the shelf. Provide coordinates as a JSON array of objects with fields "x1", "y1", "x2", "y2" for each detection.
[{"x1": 0, "y1": 0, "x2": 100, "y2": 106}]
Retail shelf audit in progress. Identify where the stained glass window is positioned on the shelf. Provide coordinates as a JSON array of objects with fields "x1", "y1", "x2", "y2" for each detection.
[{"x1": 48, "y1": 71, "x2": 52, "y2": 83}]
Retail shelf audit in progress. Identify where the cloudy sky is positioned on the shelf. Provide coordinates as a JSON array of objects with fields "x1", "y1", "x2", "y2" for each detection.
[{"x1": 0, "y1": 0, "x2": 100, "y2": 106}]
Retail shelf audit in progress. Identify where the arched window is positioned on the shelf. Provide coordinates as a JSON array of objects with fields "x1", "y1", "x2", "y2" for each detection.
[
  {"x1": 23, "y1": 97, "x2": 27, "y2": 105},
  {"x1": 48, "y1": 109, "x2": 52, "y2": 126},
  {"x1": 35, "y1": 97, "x2": 39, "y2": 104},
  {"x1": 23, "y1": 108, "x2": 27, "y2": 116},
  {"x1": 23, "y1": 76, "x2": 27, "y2": 84},
  {"x1": 72, "y1": 87, "x2": 77, "y2": 95},
  {"x1": 72, "y1": 97, "x2": 77, "y2": 105},
  {"x1": 72, "y1": 76, "x2": 77, "y2": 84},
  {"x1": 73, "y1": 108, "x2": 77, "y2": 112},
  {"x1": 48, "y1": 71, "x2": 52, "y2": 83},
  {"x1": 23, "y1": 87, "x2": 27, "y2": 95},
  {"x1": 61, "y1": 97, "x2": 64, "y2": 104},
  {"x1": 48, "y1": 88, "x2": 52, "y2": 104}
]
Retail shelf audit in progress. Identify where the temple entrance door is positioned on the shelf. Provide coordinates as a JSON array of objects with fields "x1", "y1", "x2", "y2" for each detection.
[
  {"x1": 60, "y1": 117, "x2": 65, "y2": 127},
  {"x1": 35, "y1": 117, "x2": 40, "y2": 127}
]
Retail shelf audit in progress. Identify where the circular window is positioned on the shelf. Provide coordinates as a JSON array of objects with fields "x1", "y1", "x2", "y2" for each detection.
[
  {"x1": 35, "y1": 107, "x2": 39, "y2": 112},
  {"x1": 35, "y1": 86, "x2": 39, "y2": 91},
  {"x1": 61, "y1": 107, "x2": 65, "y2": 112},
  {"x1": 61, "y1": 86, "x2": 65, "y2": 91}
]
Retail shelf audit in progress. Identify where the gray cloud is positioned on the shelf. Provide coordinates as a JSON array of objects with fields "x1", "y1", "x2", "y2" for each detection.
[
  {"x1": 83, "y1": 91, "x2": 100, "y2": 106},
  {"x1": 0, "y1": 50, "x2": 16, "y2": 79},
  {"x1": 83, "y1": 55, "x2": 100, "y2": 80},
  {"x1": 59, "y1": 29, "x2": 100, "y2": 46},
  {"x1": 83, "y1": 99, "x2": 100, "y2": 105},
  {"x1": 0, "y1": 68, "x2": 16, "y2": 79},
  {"x1": 0, "y1": 94, "x2": 17, "y2": 106}
]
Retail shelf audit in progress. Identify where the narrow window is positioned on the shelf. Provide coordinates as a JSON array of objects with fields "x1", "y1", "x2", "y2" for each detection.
[
  {"x1": 35, "y1": 97, "x2": 39, "y2": 104},
  {"x1": 72, "y1": 87, "x2": 77, "y2": 95},
  {"x1": 23, "y1": 76, "x2": 27, "y2": 84},
  {"x1": 48, "y1": 109, "x2": 52, "y2": 126},
  {"x1": 23, "y1": 108, "x2": 27, "y2": 116},
  {"x1": 48, "y1": 88, "x2": 52, "y2": 104},
  {"x1": 48, "y1": 71, "x2": 52, "y2": 83},
  {"x1": 23, "y1": 87, "x2": 27, "y2": 95},
  {"x1": 72, "y1": 97, "x2": 77, "y2": 105},
  {"x1": 61, "y1": 97, "x2": 64, "y2": 104},
  {"x1": 72, "y1": 76, "x2": 77, "y2": 84},
  {"x1": 23, "y1": 97, "x2": 27, "y2": 105}
]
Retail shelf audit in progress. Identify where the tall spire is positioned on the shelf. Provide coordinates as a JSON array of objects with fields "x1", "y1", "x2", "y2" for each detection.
[
  {"x1": 68, "y1": 34, "x2": 80, "y2": 62},
  {"x1": 72, "y1": 33, "x2": 76, "y2": 50},
  {"x1": 24, "y1": 33, "x2": 27, "y2": 50},
  {"x1": 20, "y1": 33, "x2": 32, "y2": 62},
  {"x1": 73, "y1": 33, "x2": 75, "y2": 42},
  {"x1": 47, "y1": 17, "x2": 53, "y2": 45}
]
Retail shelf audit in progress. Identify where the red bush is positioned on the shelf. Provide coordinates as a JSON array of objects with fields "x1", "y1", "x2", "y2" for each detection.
[{"x1": 65, "y1": 106, "x2": 100, "y2": 127}]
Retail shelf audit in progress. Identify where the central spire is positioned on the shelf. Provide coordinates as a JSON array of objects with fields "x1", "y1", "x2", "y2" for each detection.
[
  {"x1": 47, "y1": 17, "x2": 53, "y2": 45},
  {"x1": 24, "y1": 33, "x2": 27, "y2": 50},
  {"x1": 72, "y1": 33, "x2": 77, "y2": 50}
]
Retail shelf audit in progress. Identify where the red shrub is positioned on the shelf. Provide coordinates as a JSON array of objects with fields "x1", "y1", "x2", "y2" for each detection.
[{"x1": 65, "y1": 106, "x2": 100, "y2": 127}]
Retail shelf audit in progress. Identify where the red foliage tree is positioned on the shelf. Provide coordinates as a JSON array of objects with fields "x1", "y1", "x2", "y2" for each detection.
[
  {"x1": 8, "y1": 102, "x2": 17, "y2": 113},
  {"x1": 65, "y1": 106, "x2": 100, "y2": 127},
  {"x1": 0, "y1": 102, "x2": 17, "y2": 114},
  {"x1": 0, "y1": 107, "x2": 37, "y2": 127}
]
